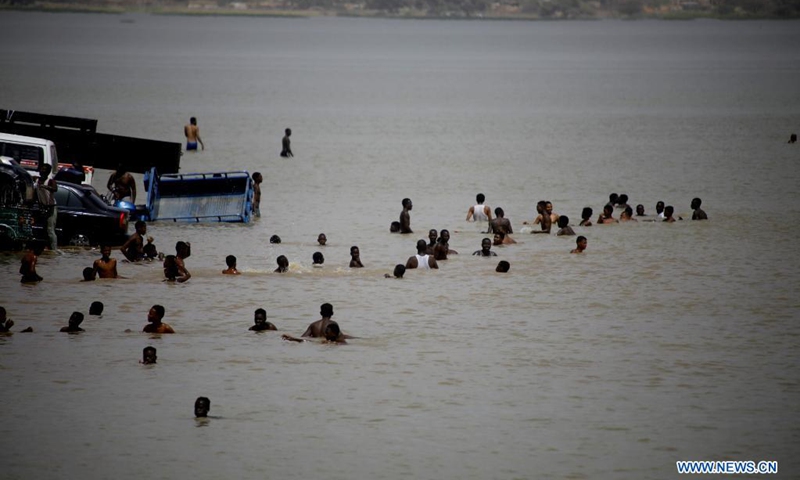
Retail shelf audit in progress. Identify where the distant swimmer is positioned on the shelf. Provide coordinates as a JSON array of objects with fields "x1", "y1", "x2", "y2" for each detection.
[
  {"x1": 619, "y1": 207, "x2": 637, "y2": 222},
  {"x1": 249, "y1": 308, "x2": 277, "y2": 331},
  {"x1": 275, "y1": 255, "x2": 289, "y2": 273},
  {"x1": 597, "y1": 204, "x2": 619, "y2": 224},
  {"x1": 615, "y1": 194, "x2": 629, "y2": 211},
  {"x1": 399, "y1": 198, "x2": 413, "y2": 234},
  {"x1": 663, "y1": 205, "x2": 677, "y2": 223},
  {"x1": 545, "y1": 201, "x2": 560, "y2": 225},
  {"x1": 635, "y1": 204, "x2": 646, "y2": 217},
  {"x1": 60, "y1": 312, "x2": 85, "y2": 333},
  {"x1": 82, "y1": 267, "x2": 96, "y2": 281},
  {"x1": 578, "y1": 207, "x2": 593, "y2": 227},
  {"x1": 94, "y1": 245, "x2": 120, "y2": 278},
  {"x1": 691, "y1": 197, "x2": 708, "y2": 220},
  {"x1": 655, "y1": 201, "x2": 665, "y2": 219},
  {"x1": 222, "y1": 255, "x2": 240, "y2": 275},
  {"x1": 389, "y1": 221, "x2": 401, "y2": 233},
  {"x1": 252, "y1": 172, "x2": 263, "y2": 217},
  {"x1": 280, "y1": 128, "x2": 293, "y2": 157},
  {"x1": 0, "y1": 307, "x2": 14, "y2": 333},
  {"x1": 607, "y1": 193, "x2": 619, "y2": 208},
  {"x1": 349, "y1": 246, "x2": 364, "y2": 268},
  {"x1": 406, "y1": 239, "x2": 439, "y2": 269},
  {"x1": 466, "y1": 193, "x2": 492, "y2": 222},
  {"x1": 284, "y1": 321, "x2": 346, "y2": 344},
  {"x1": 426, "y1": 229, "x2": 438, "y2": 255},
  {"x1": 270, "y1": 235, "x2": 281, "y2": 244},
  {"x1": 163, "y1": 254, "x2": 191, "y2": 283},
  {"x1": 300, "y1": 303, "x2": 352, "y2": 340},
  {"x1": 433, "y1": 229, "x2": 457, "y2": 260},
  {"x1": 473, "y1": 238, "x2": 497, "y2": 257},
  {"x1": 312, "y1": 251, "x2": 325, "y2": 266},
  {"x1": 317, "y1": 233, "x2": 327, "y2": 246},
  {"x1": 195, "y1": 397, "x2": 211, "y2": 418},
  {"x1": 385, "y1": 264, "x2": 406, "y2": 278},
  {"x1": 790, "y1": 133, "x2": 797, "y2": 144},
  {"x1": 20, "y1": 243, "x2": 44, "y2": 283},
  {"x1": 184, "y1": 117, "x2": 205, "y2": 151},
  {"x1": 121, "y1": 221, "x2": 147, "y2": 262},
  {"x1": 496, "y1": 260, "x2": 510, "y2": 273},
  {"x1": 107, "y1": 163, "x2": 137, "y2": 203},
  {"x1": 556, "y1": 216, "x2": 576, "y2": 235},
  {"x1": 143, "y1": 305, "x2": 175, "y2": 334},
  {"x1": 488, "y1": 207, "x2": 515, "y2": 239},
  {"x1": 530, "y1": 201, "x2": 552, "y2": 234},
  {"x1": 89, "y1": 301, "x2": 104, "y2": 316},
  {"x1": 141, "y1": 346, "x2": 157, "y2": 365},
  {"x1": 571, "y1": 236, "x2": 587, "y2": 254}
]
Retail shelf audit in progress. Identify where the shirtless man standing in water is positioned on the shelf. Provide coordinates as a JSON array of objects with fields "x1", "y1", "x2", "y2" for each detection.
[
  {"x1": 93, "y1": 245, "x2": 120, "y2": 278},
  {"x1": 107, "y1": 164, "x2": 137, "y2": 203},
  {"x1": 184, "y1": 117, "x2": 205, "y2": 151}
]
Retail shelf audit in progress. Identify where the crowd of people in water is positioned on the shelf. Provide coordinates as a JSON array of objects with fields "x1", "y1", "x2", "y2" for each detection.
[{"x1": 10, "y1": 126, "x2": 711, "y2": 417}]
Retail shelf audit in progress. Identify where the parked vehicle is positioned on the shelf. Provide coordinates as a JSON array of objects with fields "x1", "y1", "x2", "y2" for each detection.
[
  {"x1": 0, "y1": 158, "x2": 42, "y2": 249},
  {"x1": 33, "y1": 182, "x2": 130, "y2": 247}
]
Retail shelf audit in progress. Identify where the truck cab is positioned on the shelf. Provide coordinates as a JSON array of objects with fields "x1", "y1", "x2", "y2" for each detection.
[{"x1": 0, "y1": 132, "x2": 57, "y2": 179}]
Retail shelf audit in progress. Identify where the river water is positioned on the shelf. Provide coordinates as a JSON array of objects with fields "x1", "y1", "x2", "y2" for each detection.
[{"x1": 1, "y1": 12, "x2": 799, "y2": 479}]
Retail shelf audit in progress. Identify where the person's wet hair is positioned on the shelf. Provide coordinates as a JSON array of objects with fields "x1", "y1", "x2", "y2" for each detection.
[
  {"x1": 320, "y1": 303, "x2": 334, "y2": 317},
  {"x1": 557, "y1": 216, "x2": 569, "y2": 228},
  {"x1": 226, "y1": 255, "x2": 236, "y2": 268},
  {"x1": 393, "y1": 264, "x2": 406, "y2": 278},
  {"x1": 416, "y1": 239, "x2": 428, "y2": 252},
  {"x1": 496, "y1": 260, "x2": 510, "y2": 273},
  {"x1": 276, "y1": 255, "x2": 289, "y2": 271},
  {"x1": 618, "y1": 194, "x2": 629, "y2": 204},
  {"x1": 252, "y1": 172, "x2": 262, "y2": 182},
  {"x1": 402, "y1": 198, "x2": 411, "y2": 208},
  {"x1": 390, "y1": 222, "x2": 401, "y2": 233},
  {"x1": 194, "y1": 396, "x2": 210, "y2": 418},
  {"x1": 624, "y1": 206, "x2": 633, "y2": 217},
  {"x1": 313, "y1": 252, "x2": 324, "y2": 264},
  {"x1": 576, "y1": 235, "x2": 587, "y2": 244},
  {"x1": 89, "y1": 301, "x2": 104, "y2": 316},
  {"x1": 691, "y1": 197, "x2": 702, "y2": 208},
  {"x1": 324, "y1": 321, "x2": 341, "y2": 340},
  {"x1": 269, "y1": 235, "x2": 281, "y2": 244},
  {"x1": 581, "y1": 207, "x2": 593, "y2": 219},
  {"x1": 176, "y1": 241, "x2": 190, "y2": 258},
  {"x1": 69, "y1": 311, "x2": 84, "y2": 326},
  {"x1": 255, "y1": 308, "x2": 266, "y2": 318},
  {"x1": 476, "y1": 193, "x2": 485, "y2": 203},
  {"x1": 350, "y1": 246, "x2": 359, "y2": 254},
  {"x1": 151, "y1": 305, "x2": 165, "y2": 320},
  {"x1": 83, "y1": 267, "x2": 96, "y2": 281},
  {"x1": 609, "y1": 193, "x2": 618, "y2": 204},
  {"x1": 665, "y1": 206, "x2": 674, "y2": 216},
  {"x1": 495, "y1": 207, "x2": 504, "y2": 217}
]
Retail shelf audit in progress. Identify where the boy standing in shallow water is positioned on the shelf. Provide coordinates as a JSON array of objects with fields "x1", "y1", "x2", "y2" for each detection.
[
  {"x1": 222, "y1": 255, "x2": 240, "y2": 275},
  {"x1": 251, "y1": 172, "x2": 262, "y2": 218},
  {"x1": 571, "y1": 236, "x2": 587, "y2": 254},
  {"x1": 20, "y1": 244, "x2": 45, "y2": 283}
]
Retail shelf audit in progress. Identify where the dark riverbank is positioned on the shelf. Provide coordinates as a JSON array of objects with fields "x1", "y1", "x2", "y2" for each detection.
[{"x1": 2, "y1": 0, "x2": 800, "y2": 20}]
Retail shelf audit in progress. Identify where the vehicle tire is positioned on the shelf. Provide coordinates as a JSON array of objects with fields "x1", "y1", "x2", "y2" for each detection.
[{"x1": 69, "y1": 233, "x2": 91, "y2": 247}]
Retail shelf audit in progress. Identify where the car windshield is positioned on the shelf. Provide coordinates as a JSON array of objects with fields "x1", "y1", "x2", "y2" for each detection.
[{"x1": 83, "y1": 188, "x2": 110, "y2": 209}]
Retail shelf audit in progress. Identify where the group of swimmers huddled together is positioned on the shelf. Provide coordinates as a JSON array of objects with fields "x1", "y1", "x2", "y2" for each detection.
[{"x1": 387, "y1": 192, "x2": 708, "y2": 270}]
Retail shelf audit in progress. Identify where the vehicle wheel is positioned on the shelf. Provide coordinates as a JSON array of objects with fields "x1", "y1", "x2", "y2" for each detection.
[{"x1": 69, "y1": 233, "x2": 91, "y2": 247}]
